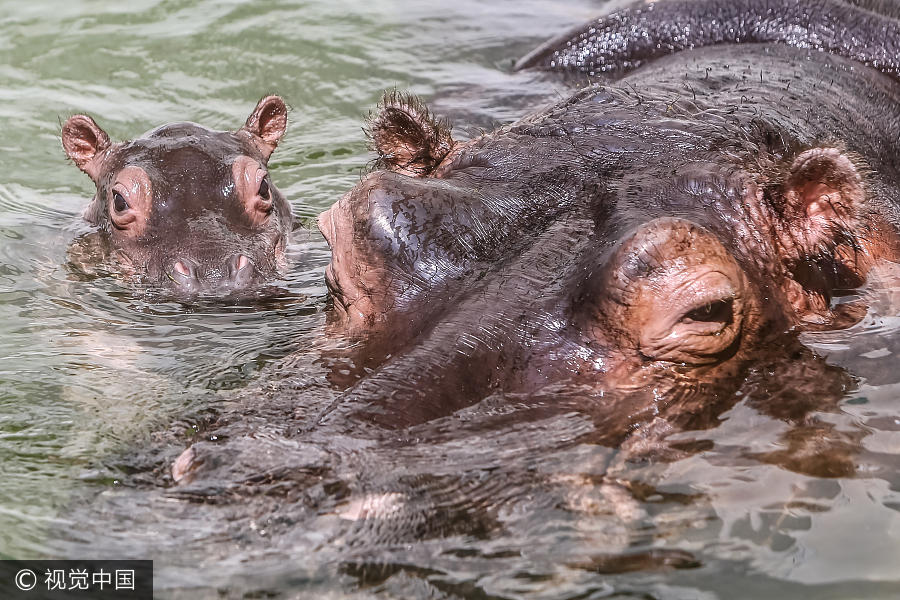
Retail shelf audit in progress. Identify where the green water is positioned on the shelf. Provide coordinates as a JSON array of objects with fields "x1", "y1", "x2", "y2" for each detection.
[{"x1": 1, "y1": 0, "x2": 899, "y2": 598}]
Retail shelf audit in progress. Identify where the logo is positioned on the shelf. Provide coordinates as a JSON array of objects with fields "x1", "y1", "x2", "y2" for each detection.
[{"x1": 14, "y1": 569, "x2": 36, "y2": 591}]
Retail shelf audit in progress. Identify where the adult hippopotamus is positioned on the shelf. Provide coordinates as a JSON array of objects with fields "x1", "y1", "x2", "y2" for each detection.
[
  {"x1": 317, "y1": 0, "x2": 900, "y2": 441},
  {"x1": 62, "y1": 96, "x2": 292, "y2": 296}
]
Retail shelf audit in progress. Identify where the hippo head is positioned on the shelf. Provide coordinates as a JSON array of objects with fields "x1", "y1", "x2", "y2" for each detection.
[
  {"x1": 319, "y1": 75, "x2": 900, "y2": 434},
  {"x1": 62, "y1": 96, "x2": 292, "y2": 296}
]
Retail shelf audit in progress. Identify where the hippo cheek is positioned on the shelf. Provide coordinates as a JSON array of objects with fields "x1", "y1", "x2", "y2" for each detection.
[{"x1": 319, "y1": 201, "x2": 356, "y2": 317}]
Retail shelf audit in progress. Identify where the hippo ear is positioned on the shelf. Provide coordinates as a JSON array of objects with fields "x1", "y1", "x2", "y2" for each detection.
[
  {"x1": 366, "y1": 91, "x2": 455, "y2": 177},
  {"x1": 777, "y1": 148, "x2": 868, "y2": 323},
  {"x1": 779, "y1": 147, "x2": 864, "y2": 258},
  {"x1": 243, "y1": 95, "x2": 288, "y2": 160},
  {"x1": 62, "y1": 115, "x2": 111, "y2": 180}
]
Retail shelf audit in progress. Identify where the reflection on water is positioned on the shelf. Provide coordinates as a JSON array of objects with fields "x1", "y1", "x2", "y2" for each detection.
[{"x1": 1, "y1": 0, "x2": 900, "y2": 598}]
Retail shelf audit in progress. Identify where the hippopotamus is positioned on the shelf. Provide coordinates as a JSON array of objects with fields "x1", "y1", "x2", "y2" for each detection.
[
  {"x1": 316, "y1": 0, "x2": 900, "y2": 442},
  {"x1": 78, "y1": 2, "x2": 900, "y2": 593},
  {"x1": 62, "y1": 96, "x2": 292, "y2": 296}
]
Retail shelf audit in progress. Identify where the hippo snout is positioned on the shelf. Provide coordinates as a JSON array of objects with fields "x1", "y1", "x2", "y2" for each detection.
[{"x1": 168, "y1": 254, "x2": 261, "y2": 295}]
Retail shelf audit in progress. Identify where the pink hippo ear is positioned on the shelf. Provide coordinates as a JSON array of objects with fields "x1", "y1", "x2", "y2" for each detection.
[
  {"x1": 776, "y1": 147, "x2": 868, "y2": 324},
  {"x1": 242, "y1": 95, "x2": 288, "y2": 161},
  {"x1": 779, "y1": 147, "x2": 865, "y2": 259},
  {"x1": 61, "y1": 115, "x2": 112, "y2": 180},
  {"x1": 365, "y1": 90, "x2": 456, "y2": 177}
]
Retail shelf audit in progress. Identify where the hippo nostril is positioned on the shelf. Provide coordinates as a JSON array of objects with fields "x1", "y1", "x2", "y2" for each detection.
[
  {"x1": 226, "y1": 254, "x2": 257, "y2": 288},
  {"x1": 173, "y1": 261, "x2": 191, "y2": 277},
  {"x1": 169, "y1": 259, "x2": 201, "y2": 292}
]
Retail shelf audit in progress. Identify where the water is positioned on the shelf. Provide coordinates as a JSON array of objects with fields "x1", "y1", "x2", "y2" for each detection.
[{"x1": 0, "y1": 0, "x2": 899, "y2": 598}]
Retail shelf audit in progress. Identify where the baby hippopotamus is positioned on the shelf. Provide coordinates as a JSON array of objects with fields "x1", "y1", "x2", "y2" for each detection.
[
  {"x1": 318, "y1": 0, "x2": 900, "y2": 436},
  {"x1": 62, "y1": 96, "x2": 292, "y2": 296}
]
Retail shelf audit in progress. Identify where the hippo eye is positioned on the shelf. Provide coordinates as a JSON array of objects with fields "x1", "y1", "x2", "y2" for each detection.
[
  {"x1": 258, "y1": 176, "x2": 270, "y2": 200},
  {"x1": 681, "y1": 298, "x2": 734, "y2": 325},
  {"x1": 113, "y1": 191, "x2": 129, "y2": 213}
]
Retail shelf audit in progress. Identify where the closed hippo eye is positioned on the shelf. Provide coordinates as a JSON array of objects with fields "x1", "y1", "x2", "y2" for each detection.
[
  {"x1": 638, "y1": 267, "x2": 745, "y2": 364},
  {"x1": 681, "y1": 298, "x2": 733, "y2": 325},
  {"x1": 591, "y1": 218, "x2": 751, "y2": 366}
]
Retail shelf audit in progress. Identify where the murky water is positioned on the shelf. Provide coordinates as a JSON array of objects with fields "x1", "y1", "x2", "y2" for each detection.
[{"x1": 1, "y1": 0, "x2": 899, "y2": 598}]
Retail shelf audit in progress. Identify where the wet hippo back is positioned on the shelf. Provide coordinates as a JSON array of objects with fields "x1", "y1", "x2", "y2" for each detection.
[{"x1": 516, "y1": 0, "x2": 900, "y2": 80}]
